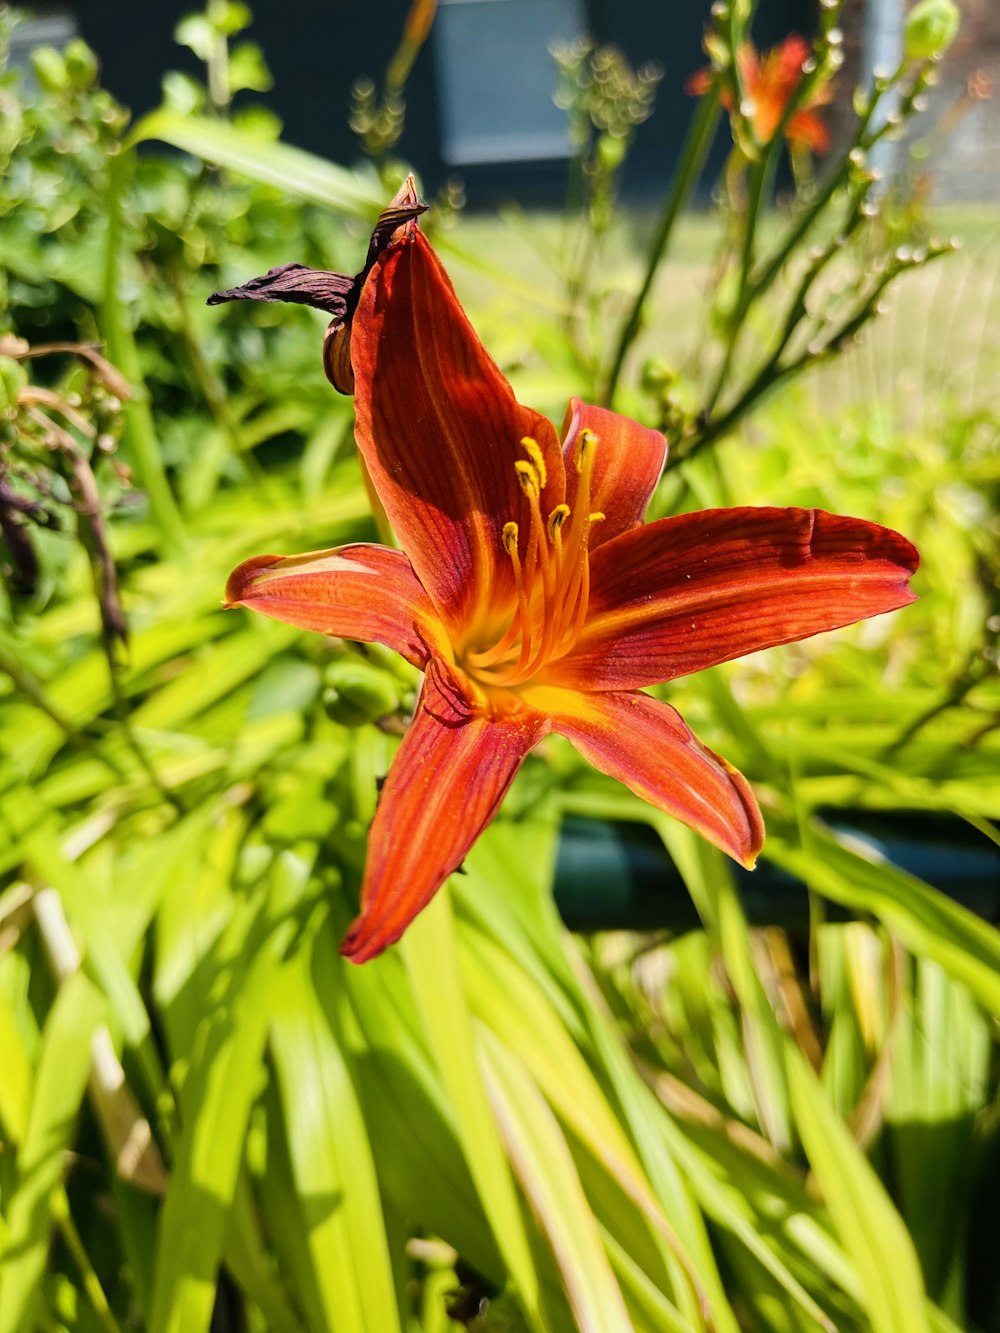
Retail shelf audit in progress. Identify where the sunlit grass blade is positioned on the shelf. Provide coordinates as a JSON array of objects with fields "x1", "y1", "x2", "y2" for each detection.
[
  {"x1": 654, "y1": 1116, "x2": 840, "y2": 1332},
  {"x1": 588, "y1": 1009, "x2": 831, "y2": 1333},
  {"x1": 453, "y1": 815, "x2": 586, "y2": 1028},
  {"x1": 0, "y1": 987, "x2": 32, "y2": 1146},
  {"x1": 655, "y1": 819, "x2": 793, "y2": 1150},
  {"x1": 458, "y1": 820, "x2": 741, "y2": 1332},
  {"x1": 131, "y1": 112, "x2": 384, "y2": 216},
  {"x1": 786, "y1": 1044, "x2": 932, "y2": 1333},
  {"x1": 0, "y1": 972, "x2": 105, "y2": 1333},
  {"x1": 883, "y1": 958, "x2": 991, "y2": 1316},
  {"x1": 402, "y1": 886, "x2": 545, "y2": 1328},
  {"x1": 269, "y1": 927, "x2": 403, "y2": 1333},
  {"x1": 259, "y1": 1080, "x2": 331, "y2": 1333},
  {"x1": 768, "y1": 829, "x2": 1000, "y2": 1013},
  {"x1": 459, "y1": 927, "x2": 714, "y2": 1326},
  {"x1": 602, "y1": 1231, "x2": 700, "y2": 1333},
  {"x1": 148, "y1": 901, "x2": 290, "y2": 1333},
  {"x1": 339, "y1": 939, "x2": 508, "y2": 1286},
  {"x1": 479, "y1": 1027, "x2": 634, "y2": 1333},
  {"x1": 816, "y1": 925, "x2": 872, "y2": 1117},
  {"x1": 223, "y1": 1171, "x2": 302, "y2": 1333},
  {"x1": 0, "y1": 793, "x2": 147, "y2": 1044}
]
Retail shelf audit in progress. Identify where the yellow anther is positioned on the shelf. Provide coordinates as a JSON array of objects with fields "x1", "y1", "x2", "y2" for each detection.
[
  {"x1": 589, "y1": 511, "x2": 605, "y2": 524},
  {"x1": 575, "y1": 428, "x2": 599, "y2": 472},
  {"x1": 520, "y1": 437, "x2": 547, "y2": 490},
  {"x1": 502, "y1": 521, "x2": 519, "y2": 554},
  {"x1": 547, "y1": 504, "x2": 570, "y2": 541},
  {"x1": 514, "y1": 460, "x2": 540, "y2": 496}
]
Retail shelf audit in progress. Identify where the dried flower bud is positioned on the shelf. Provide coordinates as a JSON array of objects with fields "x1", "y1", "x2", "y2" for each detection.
[{"x1": 208, "y1": 176, "x2": 427, "y2": 395}]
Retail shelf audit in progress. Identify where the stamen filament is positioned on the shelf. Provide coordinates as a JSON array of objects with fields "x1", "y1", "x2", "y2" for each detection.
[
  {"x1": 464, "y1": 431, "x2": 602, "y2": 689},
  {"x1": 559, "y1": 516, "x2": 603, "y2": 651},
  {"x1": 547, "y1": 430, "x2": 598, "y2": 642},
  {"x1": 466, "y1": 522, "x2": 531, "y2": 669}
]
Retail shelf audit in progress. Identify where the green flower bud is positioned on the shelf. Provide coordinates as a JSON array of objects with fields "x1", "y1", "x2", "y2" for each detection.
[
  {"x1": 64, "y1": 40, "x2": 99, "y2": 89},
  {"x1": 640, "y1": 357, "x2": 675, "y2": 393},
  {"x1": 31, "y1": 46, "x2": 69, "y2": 94},
  {"x1": 321, "y1": 660, "x2": 401, "y2": 728},
  {"x1": 904, "y1": 0, "x2": 960, "y2": 61},
  {"x1": 595, "y1": 133, "x2": 626, "y2": 171}
]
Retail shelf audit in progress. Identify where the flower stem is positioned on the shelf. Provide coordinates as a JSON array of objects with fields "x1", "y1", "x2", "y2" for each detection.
[{"x1": 601, "y1": 83, "x2": 721, "y2": 408}]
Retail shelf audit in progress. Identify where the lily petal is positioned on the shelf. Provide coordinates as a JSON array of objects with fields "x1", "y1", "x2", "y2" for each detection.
[
  {"x1": 351, "y1": 230, "x2": 565, "y2": 636},
  {"x1": 545, "y1": 507, "x2": 919, "y2": 690},
  {"x1": 342, "y1": 666, "x2": 550, "y2": 961},
  {"x1": 521, "y1": 685, "x2": 763, "y2": 868},
  {"x1": 787, "y1": 110, "x2": 831, "y2": 152},
  {"x1": 768, "y1": 35, "x2": 811, "y2": 91},
  {"x1": 561, "y1": 399, "x2": 667, "y2": 546},
  {"x1": 225, "y1": 543, "x2": 447, "y2": 668},
  {"x1": 685, "y1": 66, "x2": 714, "y2": 96}
]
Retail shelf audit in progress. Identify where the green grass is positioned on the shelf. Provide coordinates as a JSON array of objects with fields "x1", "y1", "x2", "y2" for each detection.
[{"x1": 446, "y1": 205, "x2": 1000, "y2": 428}]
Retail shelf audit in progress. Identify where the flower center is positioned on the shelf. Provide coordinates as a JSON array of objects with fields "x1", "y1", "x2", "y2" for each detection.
[{"x1": 462, "y1": 430, "x2": 604, "y2": 689}]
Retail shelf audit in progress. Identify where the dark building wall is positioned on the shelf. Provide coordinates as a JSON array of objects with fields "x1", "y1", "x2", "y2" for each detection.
[
  {"x1": 72, "y1": 0, "x2": 816, "y2": 206},
  {"x1": 73, "y1": 0, "x2": 429, "y2": 169}
]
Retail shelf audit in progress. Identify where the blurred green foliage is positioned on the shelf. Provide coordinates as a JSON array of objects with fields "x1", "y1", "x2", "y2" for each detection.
[{"x1": 0, "y1": 2, "x2": 998, "y2": 1332}]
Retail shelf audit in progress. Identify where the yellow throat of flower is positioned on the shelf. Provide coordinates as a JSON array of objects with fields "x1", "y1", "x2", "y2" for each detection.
[{"x1": 462, "y1": 431, "x2": 604, "y2": 692}]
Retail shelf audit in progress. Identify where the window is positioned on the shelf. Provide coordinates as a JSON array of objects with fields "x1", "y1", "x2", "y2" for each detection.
[
  {"x1": 8, "y1": 9, "x2": 79, "y2": 76},
  {"x1": 435, "y1": 0, "x2": 584, "y2": 166}
]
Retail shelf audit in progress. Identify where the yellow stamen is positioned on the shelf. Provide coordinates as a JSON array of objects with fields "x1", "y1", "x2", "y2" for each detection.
[
  {"x1": 514, "y1": 460, "x2": 540, "y2": 496},
  {"x1": 547, "y1": 504, "x2": 570, "y2": 542},
  {"x1": 575, "y1": 428, "x2": 598, "y2": 472},
  {"x1": 550, "y1": 440, "x2": 597, "y2": 640},
  {"x1": 520, "y1": 437, "x2": 547, "y2": 490},
  {"x1": 560, "y1": 514, "x2": 605, "y2": 650},
  {"x1": 470, "y1": 520, "x2": 532, "y2": 669},
  {"x1": 464, "y1": 432, "x2": 603, "y2": 689}
]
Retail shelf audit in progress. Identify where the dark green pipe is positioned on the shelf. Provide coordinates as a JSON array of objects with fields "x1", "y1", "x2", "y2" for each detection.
[{"x1": 553, "y1": 812, "x2": 1000, "y2": 932}]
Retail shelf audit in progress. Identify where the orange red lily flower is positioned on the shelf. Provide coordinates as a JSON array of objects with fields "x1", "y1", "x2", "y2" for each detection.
[
  {"x1": 688, "y1": 34, "x2": 833, "y2": 152},
  {"x1": 220, "y1": 203, "x2": 916, "y2": 962}
]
